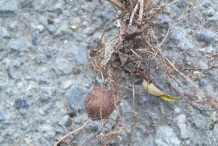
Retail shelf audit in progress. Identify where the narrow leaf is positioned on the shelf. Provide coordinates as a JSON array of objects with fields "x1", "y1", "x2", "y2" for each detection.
[{"x1": 142, "y1": 79, "x2": 180, "y2": 102}]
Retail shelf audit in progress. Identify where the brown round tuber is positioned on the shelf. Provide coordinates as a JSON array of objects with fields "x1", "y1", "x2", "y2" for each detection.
[{"x1": 85, "y1": 87, "x2": 115, "y2": 120}]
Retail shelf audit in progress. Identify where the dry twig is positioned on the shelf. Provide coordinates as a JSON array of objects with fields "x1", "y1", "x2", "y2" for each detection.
[
  {"x1": 54, "y1": 118, "x2": 90, "y2": 146},
  {"x1": 108, "y1": 0, "x2": 126, "y2": 11}
]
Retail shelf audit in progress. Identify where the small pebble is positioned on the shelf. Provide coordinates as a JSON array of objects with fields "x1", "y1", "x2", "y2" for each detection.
[
  {"x1": 178, "y1": 37, "x2": 194, "y2": 50},
  {"x1": 170, "y1": 26, "x2": 186, "y2": 40},
  {"x1": 14, "y1": 97, "x2": 29, "y2": 109},
  {"x1": 40, "y1": 87, "x2": 56, "y2": 100},
  {"x1": 66, "y1": 86, "x2": 87, "y2": 110},
  {"x1": 207, "y1": 13, "x2": 218, "y2": 27},
  {"x1": 207, "y1": 8, "x2": 215, "y2": 17},
  {"x1": 56, "y1": 58, "x2": 73, "y2": 74},
  {"x1": 36, "y1": 54, "x2": 46, "y2": 64},
  {"x1": 9, "y1": 40, "x2": 25, "y2": 51},
  {"x1": 0, "y1": 85, "x2": 3, "y2": 90},
  {"x1": 44, "y1": 49, "x2": 52, "y2": 58},
  {"x1": 86, "y1": 121, "x2": 100, "y2": 132},
  {"x1": 0, "y1": 108, "x2": 6, "y2": 121},
  {"x1": 55, "y1": 23, "x2": 69, "y2": 37},
  {"x1": 21, "y1": 0, "x2": 33, "y2": 8},
  {"x1": 9, "y1": 22, "x2": 18, "y2": 32},
  {"x1": 7, "y1": 66, "x2": 15, "y2": 79},
  {"x1": 193, "y1": 115, "x2": 207, "y2": 129},
  {"x1": 196, "y1": 28, "x2": 217, "y2": 43},
  {"x1": 0, "y1": 0, "x2": 18, "y2": 17},
  {"x1": 41, "y1": 124, "x2": 56, "y2": 139},
  {"x1": 155, "y1": 126, "x2": 181, "y2": 146},
  {"x1": 174, "y1": 107, "x2": 180, "y2": 114},
  {"x1": 1, "y1": 27, "x2": 11, "y2": 38},
  {"x1": 175, "y1": 115, "x2": 193, "y2": 138},
  {"x1": 62, "y1": 80, "x2": 74, "y2": 89},
  {"x1": 70, "y1": 45, "x2": 88, "y2": 65},
  {"x1": 158, "y1": 14, "x2": 172, "y2": 28},
  {"x1": 32, "y1": 29, "x2": 41, "y2": 45},
  {"x1": 58, "y1": 115, "x2": 69, "y2": 132},
  {"x1": 43, "y1": 103, "x2": 53, "y2": 114},
  {"x1": 38, "y1": 16, "x2": 56, "y2": 34}
]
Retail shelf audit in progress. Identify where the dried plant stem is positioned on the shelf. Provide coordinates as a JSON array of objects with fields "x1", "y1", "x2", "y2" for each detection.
[
  {"x1": 107, "y1": 35, "x2": 119, "y2": 43},
  {"x1": 12, "y1": 142, "x2": 34, "y2": 146},
  {"x1": 173, "y1": 48, "x2": 190, "y2": 65},
  {"x1": 130, "y1": 48, "x2": 143, "y2": 59},
  {"x1": 129, "y1": 2, "x2": 139, "y2": 26},
  {"x1": 100, "y1": 17, "x2": 119, "y2": 42},
  {"x1": 108, "y1": 0, "x2": 126, "y2": 11},
  {"x1": 158, "y1": 27, "x2": 171, "y2": 47},
  {"x1": 54, "y1": 118, "x2": 90, "y2": 146},
  {"x1": 138, "y1": 0, "x2": 144, "y2": 24},
  {"x1": 102, "y1": 125, "x2": 125, "y2": 145},
  {"x1": 164, "y1": 57, "x2": 203, "y2": 97},
  {"x1": 141, "y1": 34, "x2": 156, "y2": 52},
  {"x1": 167, "y1": 75, "x2": 212, "y2": 111},
  {"x1": 172, "y1": 1, "x2": 191, "y2": 26},
  {"x1": 129, "y1": 0, "x2": 134, "y2": 10},
  {"x1": 164, "y1": 0, "x2": 179, "y2": 10},
  {"x1": 142, "y1": 32, "x2": 205, "y2": 104}
]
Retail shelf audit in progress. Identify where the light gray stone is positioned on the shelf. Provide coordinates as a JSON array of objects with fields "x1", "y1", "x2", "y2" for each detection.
[
  {"x1": 0, "y1": 108, "x2": 6, "y2": 121},
  {"x1": 9, "y1": 22, "x2": 18, "y2": 32},
  {"x1": 178, "y1": 36, "x2": 194, "y2": 50},
  {"x1": 177, "y1": 0, "x2": 189, "y2": 8},
  {"x1": 9, "y1": 41, "x2": 25, "y2": 51},
  {"x1": 158, "y1": 14, "x2": 172, "y2": 28},
  {"x1": 43, "y1": 103, "x2": 54, "y2": 114},
  {"x1": 0, "y1": 0, "x2": 18, "y2": 17},
  {"x1": 74, "y1": 114, "x2": 87, "y2": 125},
  {"x1": 21, "y1": 0, "x2": 33, "y2": 8},
  {"x1": 7, "y1": 65, "x2": 15, "y2": 79},
  {"x1": 55, "y1": 23, "x2": 69, "y2": 37},
  {"x1": 32, "y1": 29, "x2": 41, "y2": 45},
  {"x1": 170, "y1": 26, "x2": 186, "y2": 40},
  {"x1": 38, "y1": 16, "x2": 57, "y2": 34},
  {"x1": 31, "y1": 23, "x2": 45, "y2": 33},
  {"x1": 174, "y1": 114, "x2": 193, "y2": 138},
  {"x1": 207, "y1": 13, "x2": 218, "y2": 27},
  {"x1": 120, "y1": 100, "x2": 131, "y2": 114},
  {"x1": 58, "y1": 115, "x2": 69, "y2": 132},
  {"x1": 198, "y1": 45, "x2": 215, "y2": 55},
  {"x1": 40, "y1": 87, "x2": 56, "y2": 100},
  {"x1": 86, "y1": 121, "x2": 100, "y2": 132},
  {"x1": 14, "y1": 97, "x2": 29, "y2": 109},
  {"x1": 47, "y1": 0, "x2": 63, "y2": 11},
  {"x1": 62, "y1": 79, "x2": 74, "y2": 89},
  {"x1": 144, "y1": 135, "x2": 155, "y2": 146},
  {"x1": 56, "y1": 58, "x2": 73, "y2": 74},
  {"x1": 174, "y1": 107, "x2": 181, "y2": 114},
  {"x1": 41, "y1": 124, "x2": 56, "y2": 139},
  {"x1": 196, "y1": 28, "x2": 217, "y2": 43},
  {"x1": 1, "y1": 27, "x2": 11, "y2": 38},
  {"x1": 193, "y1": 114, "x2": 208, "y2": 129},
  {"x1": 155, "y1": 126, "x2": 181, "y2": 146},
  {"x1": 70, "y1": 45, "x2": 88, "y2": 65},
  {"x1": 66, "y1": 86, "x2": 87, "y2": 110}
]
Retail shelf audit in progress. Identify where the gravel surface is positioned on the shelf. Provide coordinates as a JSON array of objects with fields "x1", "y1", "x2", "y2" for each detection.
[{"x1": 0, "y1": 0, "x2": 218, "y2": 146}]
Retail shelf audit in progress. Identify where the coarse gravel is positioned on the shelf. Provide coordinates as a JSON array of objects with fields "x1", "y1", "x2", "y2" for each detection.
[{"x1": 0, "y1": 0, "x2": 218, "y2": 146}]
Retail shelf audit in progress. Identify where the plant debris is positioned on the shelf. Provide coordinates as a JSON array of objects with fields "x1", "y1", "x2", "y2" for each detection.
[
  {"x1": 90, "y1": 0, "x2": 171, "y2": 93},
  {"x1": 90, "y1": 0, "x2": 218, "y2": 112}
]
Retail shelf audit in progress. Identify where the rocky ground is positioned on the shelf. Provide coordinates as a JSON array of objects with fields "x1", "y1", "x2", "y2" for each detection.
[{"x1": 0, "y1": 0, "x2": 218, "y2": 146}]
